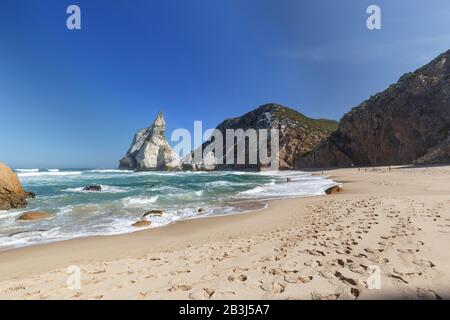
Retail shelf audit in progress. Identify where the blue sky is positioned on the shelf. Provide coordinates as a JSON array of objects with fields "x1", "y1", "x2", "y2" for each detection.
[{"x1": 0, "y1": 0, "x2": 449, "y2": 168}]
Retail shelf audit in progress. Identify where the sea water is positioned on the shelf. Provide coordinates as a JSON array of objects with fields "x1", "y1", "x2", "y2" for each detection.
[{"x1": 0, "y1": 169, "x2": 337, "y2": 250}]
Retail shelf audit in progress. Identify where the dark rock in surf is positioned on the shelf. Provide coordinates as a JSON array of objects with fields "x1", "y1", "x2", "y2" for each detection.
[
  {"x1": 82, "y1": 185, "x2": 102, "y2": 192},
  {"x1": 143, "y1": 209, "x2": 164, "y2": 217},
  {"x1": 25, "y1": 191, "x2": 36, "y2": 199}
]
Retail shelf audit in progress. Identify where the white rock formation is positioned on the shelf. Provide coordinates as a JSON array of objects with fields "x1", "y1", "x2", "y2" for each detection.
[{"x1": 119, "y1": 112, "x2": 181, "y2": 171}]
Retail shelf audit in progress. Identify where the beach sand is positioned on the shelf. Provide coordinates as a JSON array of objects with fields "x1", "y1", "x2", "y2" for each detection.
[{"x1": 0, "y1": 166, "x2": 449, "y2": 300}]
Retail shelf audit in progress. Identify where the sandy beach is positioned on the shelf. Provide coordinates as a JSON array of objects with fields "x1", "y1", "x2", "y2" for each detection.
[{"x1": 0, "y1": 166, "x2": 449, "y2": 300}]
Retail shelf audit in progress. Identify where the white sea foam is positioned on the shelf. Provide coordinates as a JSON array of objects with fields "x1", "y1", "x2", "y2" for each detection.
[
  {"x1": 121, "y1": 195, "x2": 159, "y2": 207},
  {"x1": 204, "y1": 180, "x2": 248, "y2": 187},
  {"x1": 238, "y1": 176, "x2": 336, "y2": 199},
  {"x1": 88, "y1": 169, "x2": 134, "y2": 173},
  {"x1": 15, "y1": 169, "x2": 39, "y2": 173},
  {"x1": 239, "y1": 186, "x2": 265, "y2": 195},
  {"x1": 160, "y1": 190, "x2": 205, "y2": 201},
  {"x1": 47, "y1": 169, "x2": 60, "y2": 172},
  {"x1": 63, "y1": 185, "x2": 130, "y2": 193},
  {"x1": 17, "y1": 171, "x2": 82, "y2": 177}
]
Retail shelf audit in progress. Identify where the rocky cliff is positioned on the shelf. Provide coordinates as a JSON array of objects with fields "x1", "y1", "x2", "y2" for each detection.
[
  {"x1": 186, "y1": 104, "x2": 338, "y2": 170},
  {"x1": 0, "y1": 163, "x2": 28, "y2": 210},
  {"x1": 413, "y1": 136, "x2": 450, "y2": 165},
  {"x1": 119, "y1": 112, "x2": 181, "y2": 171},
  {"x1": 297, "y1": 49, "x2": 450, "y2": 168}
]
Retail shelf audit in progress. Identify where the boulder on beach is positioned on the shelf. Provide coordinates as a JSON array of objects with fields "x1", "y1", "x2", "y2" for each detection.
[
  {"x1": 143, "y1": 209, "x2": 164, "y2": 217},
  {"x1": 82, "y1": 185, "x2": 102, "y2": 191},
  {"x1": 18, "y1": 211, "x2": 50, "y2": 221},
  {"x1": 325, "y1": 185, "x2": 343, "y2": 195},
  {"x1": 0, "y1": 163, "x2": 28, "y2": 210},
  {"x1": 131, "y1": 220, "x2": 151, "y2": 228}
]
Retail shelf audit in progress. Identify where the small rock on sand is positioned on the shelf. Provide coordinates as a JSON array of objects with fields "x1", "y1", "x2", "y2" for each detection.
[{"x1": 325, "y1": 185, "x2": 343, "y2": 195}]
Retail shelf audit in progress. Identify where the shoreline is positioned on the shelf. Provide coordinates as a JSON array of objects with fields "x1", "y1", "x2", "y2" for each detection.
[
  {"x1": 0, "y1": 192, "x2": 333, "y2": 280},
  {"x1": 1, "y1": 166, "x2": 449, "y2": 299},
  {"x1": 1, "y1": 169, "x2": 336, "y2": 252}
]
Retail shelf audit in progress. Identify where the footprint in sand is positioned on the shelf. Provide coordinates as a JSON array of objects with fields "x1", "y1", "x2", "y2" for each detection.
[
  {"x1": 304, "y1": 249, "x2": 326, "y2": 257},
  {"x1": 350, "y1": 287, "x2": 360, "y2": 299},
  {"x1": 189, "y1": 288, "x2": 215, "y2": 300},
  {"x1": 89, "y1": 269, "x2": 106, "y2": 275},
  {"x1": 413, "y1": 259, "x2": 435, "y2": 268},
  {"x1": 311, "y1": 292, "x2": 340, "y2": 300},
  {"x1": 228, "y1": 274, "x2": 247, "y2": 282},
  {"x1": 260, "y1": 282, "x2": 285, "y2": 294},
  {"x1": 201, "y1": 272, "x2": 220, "y2": 280},
  {"x1": 348, "y1": 264, "x2": 369, "y2": 275},
  {"x1": 332, "y1": 258, "x2": 353, "y2": 267},
  {"x1": 417, "y1": 288, "x2": 442, "y2": 300},
  {"x1": 318, "y1": 270, "x2": 334, "y2": 280},
  {"x1": 397, "y1": 248, "x2": 419, "y2": 254},
  {"x1": 393, "y1": 268, "x2": 422, "y2": 278},
  {"x1": 232, "y1": 267, "x2": 249, "y2": 273},
  {"x1": 284, "y1": 274, "x2": 313, "y2": 284},
  {"x1": 334, "y1": 271, "x2": 358, "y2": 286},
  {"x1": 168, "y1": 284, "x2": 192, "y2": 292},
  {"x1": 386, "y1": 273, "x2": 408, "y2": 284},
  {"x1": 304, "y1": 260, "x2": 321, "y2": 267}
]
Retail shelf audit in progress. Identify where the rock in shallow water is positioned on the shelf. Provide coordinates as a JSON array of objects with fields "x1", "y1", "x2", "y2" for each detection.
[
  {"x1": 18, "y1": 211, "x2": 50, "y2": 221},
  {"x1": 25, "y1": 191, "x2": 36, "y2": 199},
  {"x1": 82, "y1": 185, "x2": 102, "y2": 191},
  {"x1": 142, "y1": 209, "x2": 164, "y2": 217},
  {"x1": 131, "y1": 220, "x2": 151, "y2": 228}
]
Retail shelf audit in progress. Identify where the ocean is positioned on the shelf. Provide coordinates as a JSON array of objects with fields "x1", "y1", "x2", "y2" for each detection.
[{"x1": 0, "y1": 169, "x2": 337, "y2": 250}]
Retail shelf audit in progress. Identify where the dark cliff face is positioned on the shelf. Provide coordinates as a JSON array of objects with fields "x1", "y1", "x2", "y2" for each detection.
[
  {"x1": 192, "y1": 103, "x2": 338, "y2": 170},
  {"x1": 297, "y1": 49, "x2": 450, "y2": 168}
]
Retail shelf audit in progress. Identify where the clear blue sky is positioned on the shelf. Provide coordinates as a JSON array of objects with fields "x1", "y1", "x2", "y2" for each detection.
[{"x1": 1, "y1": 0, "x2": 449, "y2": 168}]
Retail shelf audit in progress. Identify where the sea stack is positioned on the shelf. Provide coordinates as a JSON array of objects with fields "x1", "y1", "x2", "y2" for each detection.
[
  {"x1": 0, "y1": 163, "x2": 28, "y2": 210},
  {"x1": 119, "y1": 112, "x2": 181, "y2": 171}
]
